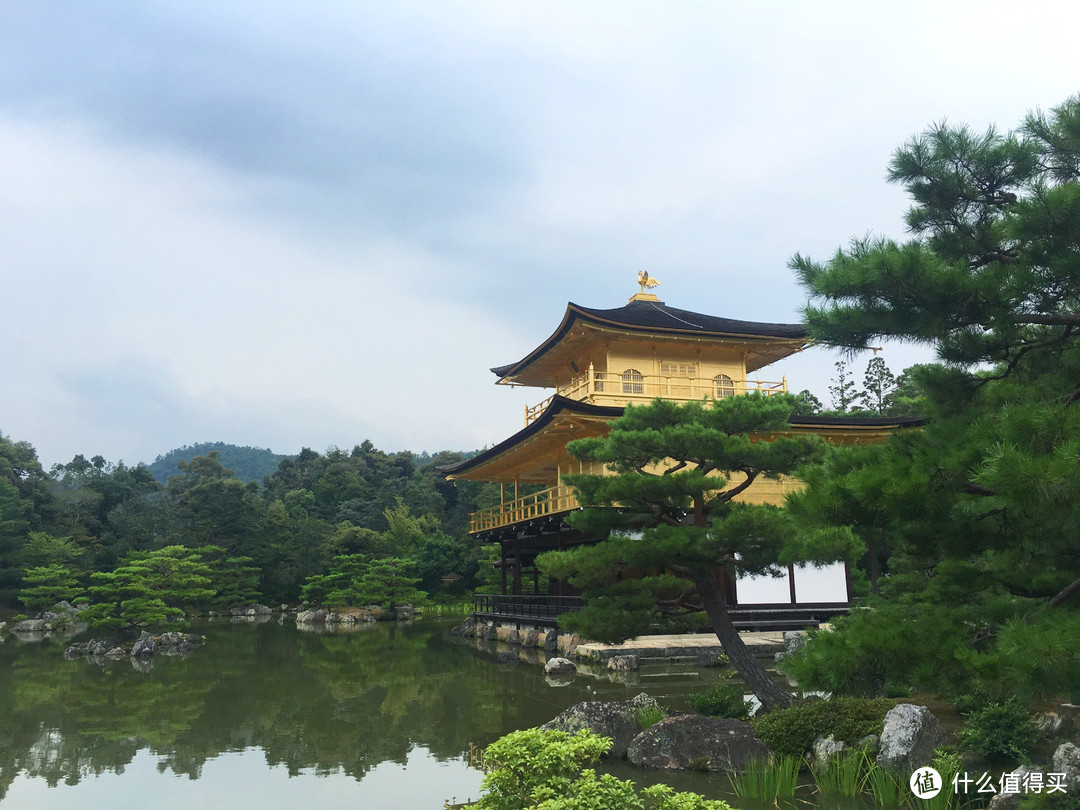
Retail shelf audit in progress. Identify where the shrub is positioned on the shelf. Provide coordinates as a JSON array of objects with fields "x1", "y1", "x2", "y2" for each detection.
[
  {"x1": 475, "y1": 728, "x2": 731, "y2": 810},
  {"x1": 687, "y1": 681, "x2": 752, "y2": 720},
  {"x1": 751, "y1": 697, "x2": 894, "y2": 758},
  {"x1": 956, "y1": 699, "x2": 1038, "y2": 765}
]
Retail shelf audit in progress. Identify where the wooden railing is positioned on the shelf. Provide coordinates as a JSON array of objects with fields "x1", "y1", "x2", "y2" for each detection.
[
  {"x1": 473, "y1": 594, "x2": 584, "y2": 625},
  {"x1": 469, "y1": 484, "x2": 579, "y2": 533},
  {"x1": 524, "y1": 372, "x2": 788, "y2": 424}
]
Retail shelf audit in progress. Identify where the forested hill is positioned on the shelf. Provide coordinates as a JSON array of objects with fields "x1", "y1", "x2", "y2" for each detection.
[{"x1": 148, "y1": 442, "x2": 291, "y2": 484}]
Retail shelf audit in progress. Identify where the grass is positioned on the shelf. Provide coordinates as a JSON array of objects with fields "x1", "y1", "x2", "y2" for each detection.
[
  {"x1": 863, "y1": 761, "x2": 905, "y2": 806},
  {"x1": 812, "y1": 751, "x2": 866, "y2": 797},
  {"x1": 728, "y1": 756, "x2": 802, "y2": 803},
  {"x1": 632, "y1": 704, "x2": 667, "y2": 730}
]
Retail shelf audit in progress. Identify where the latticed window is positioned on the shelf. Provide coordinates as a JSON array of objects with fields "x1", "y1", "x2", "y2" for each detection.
[
  {"x1": 715, "y1": 374, "x2": 736, "y2": 398},
  {"x1": 622, "y1": 368, "x2": 644, "y2": 394},
  {"x1": 660, "y1": 361, "x2": 697, "y2": 377}
]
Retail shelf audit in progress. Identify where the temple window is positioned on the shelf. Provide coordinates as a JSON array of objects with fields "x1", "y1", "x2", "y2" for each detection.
[
  {"x1": 622, "y1": 368, "x2": 644, "y2": 394},
  {"x1": 715, "y1": 374, "x2": 736, "y2": 398}
]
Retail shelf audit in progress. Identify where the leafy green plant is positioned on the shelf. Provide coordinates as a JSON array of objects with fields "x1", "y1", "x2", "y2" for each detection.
[
  {"x1": 956, "y1": 699, "x2": 1038, "y2": 765},
  {"x1": 633, "y1": 703, "x2": 667, "y2": 730},
  {"x1": 751, "y1": 697, "x2": 894, "y2": 757},
  {"x1": 474, "y1": 728, "x2": 730, "y2": 810},
  {"x1": 727, "y1": 756, "x2": 802, "y2": 801},
  {"x1": 687, "y1": 680, "x2": 752, "y2": 720}
]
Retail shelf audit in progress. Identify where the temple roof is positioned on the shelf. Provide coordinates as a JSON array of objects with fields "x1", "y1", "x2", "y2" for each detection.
[
  {"x1": 439, "y1": 396, "x2": 927, "y2": 480},
  {"x1": 492, "y1": 299, "x2": 810, "y2": 383}
]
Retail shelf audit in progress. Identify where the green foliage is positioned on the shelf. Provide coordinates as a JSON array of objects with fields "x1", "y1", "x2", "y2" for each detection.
[
  {"x1": 687, "y1": 680, "x2": 752, "y2": 720},
  {"x1": 811, "y1": 750, "x2": 866, "y2": 796},
  {"x1": 476, "y1": 728, "x2": 611, "y2": 810},
  {"x1": 786, "y1": 96, "x2": 1080, "y2": 709},
  {"x1": 956, "y1": 699, "x2": 1038, "y2": 765},
  {"x1": 539, "y1": 394, "x2": 853, "y2": 711},
  {"x1": 828, "y1": 360, "x2": 859, "y2": 412},
  {"x1": 148, "y1": 441, "x2": 289, "y2": 485},
  {"x1": 18, "y1": 564, "x2": 84, "y2": 612},
  {"x1": 81, "y1": 545, "x2": 217, "y2": 630},
  {"x1": 726, "y1": 757, "x2": 801, "y2": 801},
  {"x1": 475, "y1": 728, "x2": 729, "y2": 810},
  {"x1": 750, "y1": 697, "x2": 894, "y2": 758}
]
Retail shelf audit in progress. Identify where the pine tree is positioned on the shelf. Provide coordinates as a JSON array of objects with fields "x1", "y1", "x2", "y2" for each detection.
[
  {"x1": 859, "y1": 357, "x2": 897, "y2": 414},
  {"x1": 828, "y1": 361, "x2": 858, "y2": 412},
  {"x1": 537, "y1": 395, "x2": 858, "y2": 711}
]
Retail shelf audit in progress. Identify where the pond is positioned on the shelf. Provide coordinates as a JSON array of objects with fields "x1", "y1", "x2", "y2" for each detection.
[{"x1": 0, "y1": 616, "x2": 741, "y2": 809}]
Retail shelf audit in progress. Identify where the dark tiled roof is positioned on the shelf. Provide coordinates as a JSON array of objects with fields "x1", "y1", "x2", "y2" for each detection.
[
  {"x1": 787, "y1": 414, "x2": 928, "y2": 428},
  {"x1": 438, "y1": 397, "x2": 926, "y2": 478},
  {"x1": 491, "y1": 300, "x2": 808, "y2": 378}
]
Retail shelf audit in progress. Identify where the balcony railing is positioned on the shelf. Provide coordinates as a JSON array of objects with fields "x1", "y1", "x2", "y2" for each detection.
[
  {"x1": 524, "y1": 371, "x2": 787, "y2": 424},
  {"x1": 473, "y1": 594, "x2": 584, "y2": 626},
  {"x1": 469, "y1": 484, "x2": 579, "y2": 534}
]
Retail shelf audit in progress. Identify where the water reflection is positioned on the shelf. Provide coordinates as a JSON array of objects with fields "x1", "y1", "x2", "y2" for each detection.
[{"x1": 0, "y1": 619, "x2": 734, "y2": 808}]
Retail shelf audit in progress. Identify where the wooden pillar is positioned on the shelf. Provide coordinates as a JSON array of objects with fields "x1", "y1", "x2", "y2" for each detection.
[
  {"x1": 513, "y1": 541, "x2": 522, "y2": 595},
  {"x1": 787, "y1": 563, "x2": 797, "y2": 605}
]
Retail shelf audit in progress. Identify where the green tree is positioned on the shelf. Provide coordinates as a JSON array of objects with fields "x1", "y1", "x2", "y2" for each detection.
[
  {"x1": 786, "y1": 96, "x2": 1080, "y2": 702},
  {"x1": 355, "y1": 557, "x2": 426, "y2": 615},
  {"x1": 18, "y1": 564, "x2": 84, "y2": 612},
  {"x1": 537, "y1": 395, "x2": 857, "y2": 711},
  {"x1": 859, "y1": 357, "x2": 897, "y2": 414},
  {"x1": 827, "y1": 361, "x2": 859, "y2": 412},
  {"x1": 82, "y1": 546, "x2": 217, "y2": 630}
]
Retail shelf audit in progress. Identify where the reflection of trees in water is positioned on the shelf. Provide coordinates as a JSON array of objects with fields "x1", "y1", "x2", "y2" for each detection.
[{"x1": 0, "y1": 619, "x2": 604, "y2": 795}]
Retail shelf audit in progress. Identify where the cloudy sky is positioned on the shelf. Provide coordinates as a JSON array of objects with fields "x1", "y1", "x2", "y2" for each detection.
[{"x1": 2, "y1": 1, "x2": 1078, "y2": 468}]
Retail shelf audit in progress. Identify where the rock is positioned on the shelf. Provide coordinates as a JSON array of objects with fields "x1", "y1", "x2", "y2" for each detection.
[
  {"x1": 522, "y1": 629, "x2": 541, "y2": 648},
  {"x1": 505, "y1": 628, "x2": 521, "y2": 645},
  {"x1": 131, "y1": 634, "x2": 157, "y2": 657},
  {"x1": 326, "y1": 612, "x2": 339, "y2": 624},
  {"x1": 856, "y1": 734, "x2": 880, "y2": 756},
  {"x1": 783, "y1": 631, "x2": 806, "y2": 656},
  {"x1": 450, "y1": 616, "x2": 477, "y2": 637},
  {"x1": 811, "y1": 734, "x2": 846, "y2": 769},
  {"x1": 88, "y1": 638, "x2": 116, "y2": 656},
  {"x1": 542, "y1": 693, "x2": 663, "y2": 758},
  {"x1": 1036, "y1": 711, "x2": 1067, "y2": 738},
  {"x1": 544, "y1": 657, "x2": 577, "y2": 676},
  {"x1": 481, "y1": 623, "x2": 498, "y2": 641},
  {"x1": 877, "y1": 704, "x2": 945, "y2": 776},
  {"x1": 988, "y1": 765, "x2": 1031, "y2": 810},
  {"x1": 13, "y1": 619, "x2": 47, "y2": 633},
  {"x1": 543, "y1": 630, "x2": 559, "y2": 650},
  {"x1": 105, "y1": 646, "x2": 127, "y2": 658},
  {"x1": 1052, "y1": 742, "x2": 1080, "y2": 791},
  {"x1": 607, "y1": 655, "x2": 640, "y2": 672},
  {"x1": 628, "y1": 715, "x2": 771, "y2": 772},
  {"x1": 253, "y1": 604, "x2": 272, "y2": 615}
]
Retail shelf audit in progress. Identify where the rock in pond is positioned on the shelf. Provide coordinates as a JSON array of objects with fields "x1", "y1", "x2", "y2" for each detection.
[
  {"x1": 877, "y1": 704, "x2": 945, "y2": 776},
  {"x1": 628, "y1": 715, "x2": 771, "y2": 772},
  {"x1": 542, "y1": 693, "x2": 662, "y2": 758},
  {"x1": 543, "y1": 657, "x2": 577, "y2": 676}
]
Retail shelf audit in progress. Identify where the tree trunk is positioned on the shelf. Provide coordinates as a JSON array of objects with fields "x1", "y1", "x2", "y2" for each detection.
[{"x1": 693, "y1": 569, "x2": 794, "y2": 712}]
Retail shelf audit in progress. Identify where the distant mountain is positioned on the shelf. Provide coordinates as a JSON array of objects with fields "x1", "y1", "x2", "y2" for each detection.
[{"x1": 147, "y1": 442, "x2": 292, "y2": 485}]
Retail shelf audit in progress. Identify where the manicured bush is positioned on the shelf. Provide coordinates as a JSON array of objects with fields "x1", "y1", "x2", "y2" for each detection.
[
  {"x1": 687, "y1": 681, "x2": 752, "y2": 720},
  {"x1": 956, "y1": 699, "x2": 1038, "y2": 765},
  {"x1": 751, "y1": 697, "x2": 895, "y2": 758}
]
